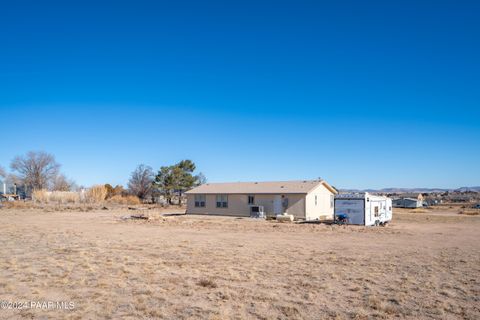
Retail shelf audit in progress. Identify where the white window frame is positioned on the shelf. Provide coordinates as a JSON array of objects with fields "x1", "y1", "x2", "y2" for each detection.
[
  {"x1": 248, "y1": 195, "x2": 255, "y2": 205},
  {"x1": 194, "y1": 194, "x2": 206, "y2": 207},
  {"x1": 216, "y1": 194, "x2": 228, "y2": 208}
]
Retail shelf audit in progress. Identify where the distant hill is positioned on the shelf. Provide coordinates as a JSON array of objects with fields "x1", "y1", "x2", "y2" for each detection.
[
  {"x1": 454, "y1": 186, "x2": 480, "y2": 192},
  {"x1": 340, "y1": 187, "x2": 480, "y2": 193}
]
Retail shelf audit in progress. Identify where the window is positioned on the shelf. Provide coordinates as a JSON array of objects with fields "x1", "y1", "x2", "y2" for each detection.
[
  {"x1": 216, "y1": 194, "x2": 228, "y2": 208},
  {"x1": 248, "y1": 195, "x2": 255, "y2": 205},
  {"x1": 315, "y1": 195, "x2": 317, "y2": 206},
  {"x1": 330, "y1": 195, "x2": 334, "y2": 208},
  {"x1": 194, "y1": 194, "x2": 206, "y2": 207}
]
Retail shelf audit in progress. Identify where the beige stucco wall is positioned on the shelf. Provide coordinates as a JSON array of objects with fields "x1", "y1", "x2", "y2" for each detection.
[
  {"x1": 186, "y1": 193, "x2": 306, "y2": 219},
  {"x1": 305, "y1": 184, "x2": 335, "y2": 220}
]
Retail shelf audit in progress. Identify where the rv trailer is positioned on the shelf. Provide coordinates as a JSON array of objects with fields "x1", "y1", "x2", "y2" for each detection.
[{"x1": 334, "y1": 193, "x2": 392, "y2": 226}]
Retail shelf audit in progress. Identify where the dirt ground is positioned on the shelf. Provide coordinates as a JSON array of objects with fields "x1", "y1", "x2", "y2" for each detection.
[{"x1": 0, "y1": 206, "x2": 479, "y2": 319}]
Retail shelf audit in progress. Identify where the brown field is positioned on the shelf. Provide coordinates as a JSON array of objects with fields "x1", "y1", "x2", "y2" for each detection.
[{"x1": 0, "y1": 206, "x2": 479, "y2": 319}]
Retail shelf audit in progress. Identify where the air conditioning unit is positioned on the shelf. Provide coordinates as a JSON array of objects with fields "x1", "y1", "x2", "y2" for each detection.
[{"x1": 250, "y1": 205, "x2": 265, "y2": 219}]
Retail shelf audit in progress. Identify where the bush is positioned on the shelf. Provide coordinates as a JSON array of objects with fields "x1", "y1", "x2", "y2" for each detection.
[
  {"x1": 197, "y1": 278, "x2": 217, "y2": 288},
  {"x1": 84, "y1": 185, "x2": 107, "y2": 203},
  {"x1": 32, "y1": 189, "x2": 49, "y2": 203}
]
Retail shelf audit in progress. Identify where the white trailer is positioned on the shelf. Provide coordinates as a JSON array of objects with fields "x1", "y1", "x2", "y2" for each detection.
[{"x1": 334, "y1": 193, "x2": 392, "y2": 226}]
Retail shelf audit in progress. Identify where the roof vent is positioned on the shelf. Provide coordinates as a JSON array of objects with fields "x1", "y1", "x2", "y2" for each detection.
[
  {"x1": 280, "y1": 186, "x2": 284, "y2": 188},
  {"x1": 254, "y1": 182, "x2": 258, "y2": 184}
]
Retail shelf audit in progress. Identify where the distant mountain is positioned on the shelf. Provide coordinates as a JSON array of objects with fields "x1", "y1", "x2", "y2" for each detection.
[
  {"x1": 340, "y1": 187, "x2": 480, "y2": 193},
  {"x1": 455, "y1": 186, "x2": 480, "y2": 192}
]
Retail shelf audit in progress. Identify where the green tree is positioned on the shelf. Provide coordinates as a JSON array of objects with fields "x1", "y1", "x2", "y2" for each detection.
[
  {"x1": 153, "y1": 166, "x2": 176, "y2": 204},
  {"x1": 153, "y1": 160, "x2": 206, "y2": 205}
]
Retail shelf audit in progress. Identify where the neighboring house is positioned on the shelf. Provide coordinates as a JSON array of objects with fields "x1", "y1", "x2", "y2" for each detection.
[
  {"x1": 397, "y1": 193, "x2": 424, "y2": 201},
  {"x1": 0, "y1": 179, "x2": 19, "y2": 201},
  {"x1": 185, "y1": 180, "x2": 337, "y2": 220},
  {"x1": 392, "y1": 198, "x2": 423, "y2": 208}
]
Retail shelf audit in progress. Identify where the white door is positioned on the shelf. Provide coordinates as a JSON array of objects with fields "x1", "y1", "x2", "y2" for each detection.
[
  {"x1": 273, "y1": 195, "x2": 282, "y2": 215},
  {"x1": 370, "y1": 201, "x2": 381, "y2": 225}
]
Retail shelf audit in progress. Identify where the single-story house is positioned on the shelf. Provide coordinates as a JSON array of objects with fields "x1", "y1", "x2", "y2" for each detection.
[
  {"x1": 400, "y1": 193, "x2": 424, "y2": 201},
  {"x1": 392, "y1": 197, "x2": 423, "y2": 208},
  {"x1": 185, "y1": 180, "x2": 337, "y2": 220}
]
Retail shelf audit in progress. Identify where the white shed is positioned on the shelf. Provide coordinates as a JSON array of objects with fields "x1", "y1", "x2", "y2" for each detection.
[{"x1": 334, "y1": 193, "x2": 392, "y2": 226}]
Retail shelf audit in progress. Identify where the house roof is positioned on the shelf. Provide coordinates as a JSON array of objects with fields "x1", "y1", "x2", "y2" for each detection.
[
  {"x1": 185, "y1": 180, "x2": 337, "y2": 195},
  {"x1": 393, "y1": 197, "x2": 420, "y2": 202}
]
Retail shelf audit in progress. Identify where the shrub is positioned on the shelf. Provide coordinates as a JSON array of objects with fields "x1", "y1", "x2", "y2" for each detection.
[
  {"x1": 84, "y1": 185, "x2": 107, "y2": 203},
  {"x1": 32, "y1": 189, "x2": 49, "y2": 203},
  {"x1": 104, "y1": 184, "x2": 125, "y2": 199},
  {"x1": 197, "y1": 278, "x2": 217, "y2": 288}
]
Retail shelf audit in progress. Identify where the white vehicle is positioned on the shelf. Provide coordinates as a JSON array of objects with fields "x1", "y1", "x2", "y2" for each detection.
[{"x1": 334, "y1": 193, "x2": 392, "y2": 226}]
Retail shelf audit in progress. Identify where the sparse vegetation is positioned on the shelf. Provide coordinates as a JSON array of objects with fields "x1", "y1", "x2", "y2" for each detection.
[
  {"x1": 31, "y1": 185, "x2": 108, "y2": 204},
  {"x1": 2, "y1": 152, "x2": 207, "y2": 206},
  {"x1": 105, "y1": 184, "x2": 124, "y2": 199},
  {"x1": 85, "y1": 185, "x2": 107, "y2": 203},
  {"x1": 107, "y1": 195, "x2": 141, "y2": 205},
  {"x1": 458, "y1": 209, "x2": 479, "y2": 216},
  {"x1": 0, "y1": 207, "x2": 478, "y2": 319},
  {"x1": 410, "y1": 208, "x2": 428, "y2": 213},
  {"x1": 197, "y1": 278, "x2": 218, "y2": 288},
  {"x1": 32, "y1": 190, "x2": 80, "y2": 204}
]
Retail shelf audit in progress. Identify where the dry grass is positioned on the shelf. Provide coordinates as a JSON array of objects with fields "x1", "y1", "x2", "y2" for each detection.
[
  {"x1": 32, "y1": 189, "x2": 49, "y2": 203},
  {"x1": 32, "y1": 186, "x2": 108, "y2": 204},
  {"x1": 458, "y1": 209, "x2": 480, "y2": 216},
  {"x1": 33, "y1": 190, "x2": 80, "y2": 204},
  {"x1": 1, "y1": 201, "x2": 35, "y2": 209},
  {"x1": 0, "y1": 207, "x2": 478, "y2": 319},
  {"x1": 84, "y1": 185, "x2": 107, "y2": 203},
  {"x1": 107, "y1": 195, "x2": 141, "y2": 205},
  {"x1": 409, "y1": 208, "x2": 429, "y2": 213}
]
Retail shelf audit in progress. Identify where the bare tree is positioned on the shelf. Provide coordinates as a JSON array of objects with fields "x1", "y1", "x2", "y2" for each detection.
[
  {"x1": 0, "y1": 165, "x2": 5, "y2": 178},
  {"x1": 52, "y1": 173, "x2": 75, "y2": 191},
  {"x1": 10, "y1": 151, "x2": 60, "y2": 191},
  {"x1": 196, "y1": 172, "x2": 207, "y2": 185},
  {"x1": 128, "y1": 164, "x2": 154, "y2": 200}
]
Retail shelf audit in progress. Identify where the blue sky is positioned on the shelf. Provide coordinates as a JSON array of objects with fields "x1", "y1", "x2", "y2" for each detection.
[{"x1": 0, "y1": 1, "x2": 479, "y2": 189}]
